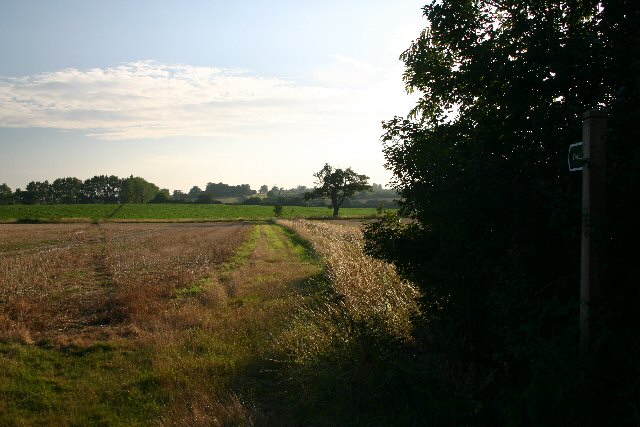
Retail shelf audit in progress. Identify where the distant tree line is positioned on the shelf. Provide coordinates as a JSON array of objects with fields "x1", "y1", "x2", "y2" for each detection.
[
  {"x1": 241, "y1": 183, "x2": 398, "y2": 209},
  {"x1": 0, "y1": 176, "x2": 251, "y2": 205},
  {"x1": 241, "y1": 185, "x2": 315, "y2": 207},
  {"x1": 1, "y1": 176, "x2": 125, "y2": 205},
  {"x1": 180, "y1": 182, "x2": 256, "y2": 204},
  {"x1": 0, "y1": 176, "x2": 397, "y2": 207}
]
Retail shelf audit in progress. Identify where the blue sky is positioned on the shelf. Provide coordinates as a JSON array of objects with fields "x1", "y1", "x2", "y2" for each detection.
[{"x1": 1, "y1": 0, "x2": 425, "y2": 192}]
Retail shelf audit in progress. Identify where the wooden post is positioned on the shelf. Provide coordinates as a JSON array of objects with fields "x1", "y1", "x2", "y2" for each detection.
[{"x1": 580, "y1": 110, "x2": 607, "y2": 353}]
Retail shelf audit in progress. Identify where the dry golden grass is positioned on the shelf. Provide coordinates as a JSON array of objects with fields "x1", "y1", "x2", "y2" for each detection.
[
  {"x1": 160, "y1": 390, "x2": 257, "y2": 427},
  {"x1": 278, "y1": 219, "x2": 421, "y2": 340},
  {"x1": 236, "y1": 220, "x2": 424, "y2": 424},
  {"x1": 0, "y1": 313, "x2": 33, "y2": 345}
]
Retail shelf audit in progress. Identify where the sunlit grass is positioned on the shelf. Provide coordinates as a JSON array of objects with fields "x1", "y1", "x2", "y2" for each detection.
[
  {"x1": 149, "y1": 223, "x2": 322, "y2": 425},
  {"x1": 0, "y1": 341, "x2": 166, "y2": 426}
]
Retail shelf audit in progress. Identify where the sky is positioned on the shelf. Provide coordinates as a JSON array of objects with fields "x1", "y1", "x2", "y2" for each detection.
[{"x1": 0, "y1": 0, "x2": 426, "y2": 192}]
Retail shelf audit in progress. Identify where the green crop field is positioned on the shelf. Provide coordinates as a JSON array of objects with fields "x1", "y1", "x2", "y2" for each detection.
[
  {"x1": 0, "y1": 204, "x2": 386, "y2": 222},
  {"x1": 0, "y1": 204, "x2": 119, "y2": 222}
]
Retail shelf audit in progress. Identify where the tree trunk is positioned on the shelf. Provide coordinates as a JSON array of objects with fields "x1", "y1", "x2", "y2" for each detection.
[{"x1": 332, "y1": 204, "x2": 339, "y2": 218}]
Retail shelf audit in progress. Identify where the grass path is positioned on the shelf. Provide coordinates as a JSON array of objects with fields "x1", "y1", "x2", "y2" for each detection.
[
  {"x1": 156, "y1": 223, "x2": 323, "y2": 425},
  {"x1": 0, "y1": 223, "x2": 322, "y2": 426}
]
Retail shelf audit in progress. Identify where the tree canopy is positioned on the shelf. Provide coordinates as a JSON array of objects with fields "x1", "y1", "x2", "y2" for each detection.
[
  {"x1": 1, "y1": 176, "x2": 265, "y2": 205},
  {"x1": 304, "y1": 164, "x2": 371, "y2": 218},
  {"x1": 119, "y1": 176, "x2": 159, "y2": 204},
  {"x1": 51, "y1": 177, "x2": 84, "y2": 204},
  {"x1": 364, "y1": 0, "x2": 639, "y2": 424},
  {"x1": 0, "y1": 183, "x2": 12, "y2": 205},
  {"x1": 82, "y1": 175, "x2": 121, "y2": 203},
  {"x1": 205, "y1": 182, "x2": 255, "y2": 198}
]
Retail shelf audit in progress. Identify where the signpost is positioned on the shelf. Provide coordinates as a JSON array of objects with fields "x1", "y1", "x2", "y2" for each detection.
[
  {"x1": 571, "y1": 110, "x2": 607, "y2": 354},
  {"x1": 568, "y1": 142, "x2": 583, "y2": 171}
]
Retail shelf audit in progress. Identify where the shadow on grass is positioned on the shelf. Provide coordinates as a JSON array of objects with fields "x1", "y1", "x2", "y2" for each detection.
[
  {"x1": 222, "y1": 222, "x2": 482, "y2": 426},
  {"x1": 15, "y1": 218, "x2": 46, "y2": 224},
  {"x1": 231, "y1": 314, "x2": 467, "y2": 427}
]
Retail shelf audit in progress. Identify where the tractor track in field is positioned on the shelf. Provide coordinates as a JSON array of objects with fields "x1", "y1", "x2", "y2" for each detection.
[
  {"x1": 91, "y1": 223, "x2": 113, "y2": 288},
  {"x1": 65, "y1": 222, "x2": 119, "y2": 332},
  {"x1": 104, "y1": 204, "x2": 123, "y2": 220}
]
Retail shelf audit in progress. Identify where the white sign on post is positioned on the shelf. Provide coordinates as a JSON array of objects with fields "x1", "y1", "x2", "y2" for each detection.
[{"x1": 568, "y1": 142, "x2": 584, "y2": 171}]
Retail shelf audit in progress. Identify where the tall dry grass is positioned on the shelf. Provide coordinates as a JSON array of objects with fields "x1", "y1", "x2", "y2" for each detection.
[
  {"x1": 242, "y1": 220, "x2": 424, "y2": 424},
  {"x1": 278, "y1": 219, "x2": 420, "y2": 341}
]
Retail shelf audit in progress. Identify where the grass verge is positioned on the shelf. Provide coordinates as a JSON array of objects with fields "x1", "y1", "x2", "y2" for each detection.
[
  {"x1": 149, "y1": 223, "x2": 323, "y2": 425},
  {"x1": 0, "y1": 341, "x2": 165, "y2": 426},
  {"x1": 244, "y1": 220, "x2": 425, "y2": 425}
]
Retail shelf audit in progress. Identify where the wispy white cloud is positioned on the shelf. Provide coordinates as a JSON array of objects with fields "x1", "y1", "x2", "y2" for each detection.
[{"x1": 0, "y1": 60, "x2": 416, "y2": 143}]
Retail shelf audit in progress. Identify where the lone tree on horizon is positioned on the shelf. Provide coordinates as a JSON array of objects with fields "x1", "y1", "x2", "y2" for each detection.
[{"x1": 304, "y1": 163, "x2": 371, "y2": 218}]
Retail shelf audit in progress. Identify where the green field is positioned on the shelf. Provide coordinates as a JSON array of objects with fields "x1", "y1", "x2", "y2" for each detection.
[
  {"x1": 0, "y1": 204, "x2": 385, "y2": 222},
  {"x1": 0, "y1": 204, "x2": 119, "y2": 222}
]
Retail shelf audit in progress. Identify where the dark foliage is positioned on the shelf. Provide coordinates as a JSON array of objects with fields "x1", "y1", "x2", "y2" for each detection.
[
  {"x1": 51, "y1": 177, "x2": 84, "y2": 204},
  {"x1": 7, "y1": 175, "x2": 122, "y2": 204},
  {"x1": 364, "y1": 1, "x2": 640, "y2": 424},
  {"x1": 205, "y1": 182, "x2": 256, "y2": 198},
  {"x1": 3, "y1": 177, "x2": 264, "y2": 205},
  {"x1": 119, "y1": 176, "x2": 159, "y2": 204},
  {"x1": 241, "y1": 196, "x2": 265, "y2": 205},
  {"x1": 0, "y1": 183, "x2": 12, "y2": 204},
  {"x1": 148, "y1": 189, "x2": 171, "y2": 204},
  {"x1": 82, "y1": 175, "x2": 121, "y2": 203},
  {"x1": 195, "y1": 193, "x2": 222, "y2": 204}
]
